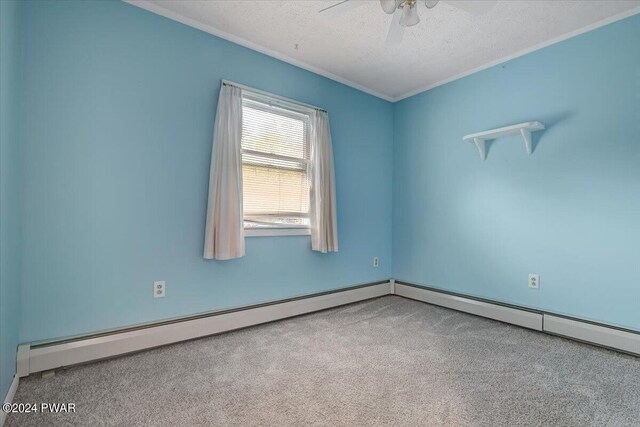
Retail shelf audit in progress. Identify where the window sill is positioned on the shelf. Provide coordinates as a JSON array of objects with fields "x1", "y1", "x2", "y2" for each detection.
[{"x1": 244, "y1": 228, "x2": 311, "y2": 237}]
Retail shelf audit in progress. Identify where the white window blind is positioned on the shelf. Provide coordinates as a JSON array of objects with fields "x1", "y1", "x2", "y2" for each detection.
[{"x1": 241, "y1": 93, "x2": 311, "y2": 229}]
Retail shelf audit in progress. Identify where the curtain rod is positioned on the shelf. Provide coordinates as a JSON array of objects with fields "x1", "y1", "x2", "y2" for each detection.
[{"x1": 222, "y1": 79, "x2": 327, "y2": 113}]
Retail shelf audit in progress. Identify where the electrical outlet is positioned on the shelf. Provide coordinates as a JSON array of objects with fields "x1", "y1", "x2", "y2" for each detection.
[
  {"x1": 154, "y1": 281, "x2": 165, "y2": 298},
  {"x1": 373, "y1": 257, "x2": 379, "y2": 268},
  {"x1": 528, "y1": 274, "x2": 539, "y2": 289}
]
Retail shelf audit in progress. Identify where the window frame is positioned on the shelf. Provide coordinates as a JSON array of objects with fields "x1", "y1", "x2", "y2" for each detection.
[{"x1": 240, "y1": 90, "x2": 313, "y2": 238}]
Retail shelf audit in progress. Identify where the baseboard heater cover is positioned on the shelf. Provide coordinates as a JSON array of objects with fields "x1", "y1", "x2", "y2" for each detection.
[
  {"x1": 18, "y1": 281, "x2": 392, "y2": 376},
  {"x1": 394, "y1": 281, "x2": 639, "y2": 356},
  {"x1": 394, "y1": 282, "x2": 543, "y2": 331},
  {"x1": 544, "y1": 315, "x2": 639, "y2": 356},
  {"x1": 17, "y1": 279, "x2": 637, "y2": 377}
]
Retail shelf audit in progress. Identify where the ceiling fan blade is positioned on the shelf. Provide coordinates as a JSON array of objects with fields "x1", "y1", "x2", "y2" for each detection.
[
  {"x1": 319, "y1": 0, "x2": 367, "y2": 18},
  {"x1": 445, "y1": 0, "x2": 496, "y2": 15},
  {"x1": 386, "y1": 8, "x2": 405, "y2": 46}
]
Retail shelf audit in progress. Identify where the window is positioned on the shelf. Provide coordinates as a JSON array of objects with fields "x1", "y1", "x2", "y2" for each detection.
[{"x1": 241, "y1": 91, "x2": 312, "y2": 236}]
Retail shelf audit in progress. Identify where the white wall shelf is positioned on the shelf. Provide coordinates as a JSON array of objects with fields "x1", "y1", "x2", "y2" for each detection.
[{"x1": 463, "y1": 121, "x2": 545, "y2": 160}]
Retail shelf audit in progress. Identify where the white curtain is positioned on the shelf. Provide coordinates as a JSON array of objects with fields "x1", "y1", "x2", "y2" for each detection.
[
  {"x1": 310, "y1": 110, "x2": 339, "y2": 253},
  {"x1": 203, "y1": 84, "x2": 244, "y2": 260}
]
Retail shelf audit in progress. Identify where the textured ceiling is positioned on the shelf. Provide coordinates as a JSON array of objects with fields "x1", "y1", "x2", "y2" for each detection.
[{"x1": 130, "y1": 0, "x2": 640, "y2": 101}]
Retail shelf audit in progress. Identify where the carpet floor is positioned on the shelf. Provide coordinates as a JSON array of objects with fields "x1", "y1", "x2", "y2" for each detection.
[{"x1": 6, "y1": 295, "x2": 640, "y2": 426}]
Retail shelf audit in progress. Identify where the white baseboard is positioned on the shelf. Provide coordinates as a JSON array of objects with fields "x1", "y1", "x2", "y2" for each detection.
[
  {"x1": 20, "y1": 281, "x2": 392, "y2": 376},
  {"x1": 394, "y1": 281, "x2": 639, "y2": 356},
  {"x1": 15, "y1": 279, "x2": 638, "y2": 379},
  {"x1": 394, "y1": 282, "x2": 543, "y2": 331},
  {"x1": 544, "y1": 315, "x2": 639, "y2": 356},
  {"x1": 1, "y1": 375, "x2": 19, "y2": 427}
]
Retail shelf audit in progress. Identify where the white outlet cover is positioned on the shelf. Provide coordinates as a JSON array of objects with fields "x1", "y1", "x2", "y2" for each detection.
[
  {"x1": 373, "y1": 257, "x2": 379, "y2": 268},
  {"x1": 529, "y1": 274, "x2": 540, "y2": 289},
  {"x1": 154, "y1": 281, "x2": 165, "y2": 298}
]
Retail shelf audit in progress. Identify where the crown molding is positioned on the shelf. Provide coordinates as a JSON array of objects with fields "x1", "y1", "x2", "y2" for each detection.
[
  {"x1": 124, "y1": 1, "x2": 640, "y2": 103},
  {"x1": 123, "y1": 0, "x2": 394, "y2": 102},
  {"x1": 391, "y1": 5, "x2": 640, "y2": 102}
]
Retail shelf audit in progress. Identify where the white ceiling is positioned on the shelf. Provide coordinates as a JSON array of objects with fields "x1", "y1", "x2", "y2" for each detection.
[{"x1": 129, "y1": 0, "x2": 640, "y2": 101}]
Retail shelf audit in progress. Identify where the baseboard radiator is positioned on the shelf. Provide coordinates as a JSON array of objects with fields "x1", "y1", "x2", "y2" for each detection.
[
  {"x1": 16, "y1": 279, "x2": 638, "y2": 378},
  {"x1": 394, "y1": 281, "x2": 640, "y2": 357},
  {"x1": 17, "y1": 281, "x2": 393, "y2": 377}
]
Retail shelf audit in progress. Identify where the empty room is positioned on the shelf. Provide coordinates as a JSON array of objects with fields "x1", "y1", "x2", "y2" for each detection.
[{"x1": 1, "y1": 0, "x2": 639, "y2": 425}]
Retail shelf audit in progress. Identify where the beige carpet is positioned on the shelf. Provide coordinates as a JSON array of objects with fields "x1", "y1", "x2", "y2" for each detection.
[{"x1": 7, "y1": 296, "x2": 640, "y2": 426}]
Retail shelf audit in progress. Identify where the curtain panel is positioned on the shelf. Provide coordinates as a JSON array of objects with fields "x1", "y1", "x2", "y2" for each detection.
[
  {"x1": 203, "y1": 84, "x2": 245, "y2": 260},
  {"x1": 310, "y1": 110, "x2": 339, "y2": 253}
]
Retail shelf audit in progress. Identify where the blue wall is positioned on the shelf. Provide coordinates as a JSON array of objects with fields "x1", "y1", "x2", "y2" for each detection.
[
  {"x1": 393, "y1": 13, "x2": 640, "y2": 330},
  {"x1": 0, "y1": 0, "x2": 24, "y2": 398},
  {"x1": 18, "y1": 0, "x2": 393, "y2": 343},
  {"x1": 6, "y1": 0, "x2": 639, "y2": 355}
]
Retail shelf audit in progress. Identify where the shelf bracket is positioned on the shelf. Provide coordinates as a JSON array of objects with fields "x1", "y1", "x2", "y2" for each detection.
[
  {"x1": 520, "y1": 128, "x2": 532, "y2": 155},
  {"x1": 473, "y1": 137, "x2": 486, "y2": 161}
]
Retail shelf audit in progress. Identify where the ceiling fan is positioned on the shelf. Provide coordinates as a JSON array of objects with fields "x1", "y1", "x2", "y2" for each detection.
[{"x1": 319, "y1": 0, "x2": 497, "y2": 45}]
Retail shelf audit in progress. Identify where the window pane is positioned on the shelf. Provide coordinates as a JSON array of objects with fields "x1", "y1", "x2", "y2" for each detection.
[
  {"x1": 242, "y1": 163, "x2": 310, "y2": 215},
  {"x1": 241, "y1": 94, "x2": 311, "y2": 229},
  {"x1": 242, "y1": 103, "x2": 307, "y2": 160}
]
